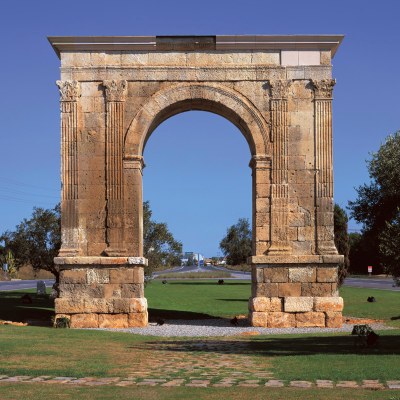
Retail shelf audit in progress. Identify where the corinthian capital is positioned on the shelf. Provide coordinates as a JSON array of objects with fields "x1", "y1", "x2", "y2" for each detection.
[
  {"x1": 311, "y1": 79, "x2": 336, "y2": 99},
  {"x1": 103, "y1": 80, "x2": 128, "y2": 102},
  {"x1": 56, "y1": 80, "x2": 80, "y2": 102},
  {"x1": 269, "y1": 80, "x2": 291, "y2": 99}
]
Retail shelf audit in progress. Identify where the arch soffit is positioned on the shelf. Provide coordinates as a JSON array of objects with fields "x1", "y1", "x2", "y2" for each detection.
[{"x1": 124, "y1": 83, "x2": 271, "y2": 158}]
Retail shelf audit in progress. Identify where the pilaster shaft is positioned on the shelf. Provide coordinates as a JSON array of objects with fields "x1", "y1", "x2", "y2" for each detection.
[
  {"x1": 250, "y1": 155, "x2": 271, "y2": 255},
  {"x1": 268, "y1": 80, "x2": 291, "y2": 255},
  {"x1": 124, "y1": 156, "x2": 145, "y2": 256},
  {"x1": 56, "y1": 80, "x2": 81, "y2": 256},
  {"x1": 312, "y1": 79, "x2": 337, "y2": 255},
  {"x1": 103, "y1": 80, "x2": 128, "y2": 256}
]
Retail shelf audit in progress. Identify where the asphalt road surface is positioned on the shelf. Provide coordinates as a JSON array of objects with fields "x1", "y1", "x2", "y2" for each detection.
[
  {"x1": 0, "y1": 279, "x2": 55, "y2": 291},
  {"x1": 343, "y1": 277, "x2": 400, "y2": 291},
  {"x1": 1, "y1": 274, "x2": 399, "y2": 292}
]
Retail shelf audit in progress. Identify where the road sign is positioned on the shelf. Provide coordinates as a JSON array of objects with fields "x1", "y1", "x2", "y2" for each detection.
[{"x1": 368, "y1": 266, "x2": 373, "y2": 273}]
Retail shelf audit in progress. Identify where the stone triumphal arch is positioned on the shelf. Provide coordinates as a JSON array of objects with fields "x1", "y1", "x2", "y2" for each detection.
[{"x1": 49, "y1": 35, "x2": 344, "y2": 328}]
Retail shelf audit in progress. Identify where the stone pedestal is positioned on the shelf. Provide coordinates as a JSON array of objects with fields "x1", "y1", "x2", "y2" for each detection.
[
  {"x1": 54, "y1": 257, "x2": 148, "y2": 328},
  {"x1": 248, "y1": 255, "x2": 344, "y2": 328}
]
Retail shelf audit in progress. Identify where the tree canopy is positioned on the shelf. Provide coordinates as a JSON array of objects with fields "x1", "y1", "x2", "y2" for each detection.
[
  {"x1": 348, "y1": 131, "x2": 400, "y2": 280},
  {"x1": 333, "y1": 204, "x2": 349, "y2": 286},
  {"x1": 143, "y1": 201, "x2": 182, "y2": 276},
  {"x1": 0, "y1": 205, "x2": 61, "y2": 280},
  {"x1": 219, "y1": 218, "x2": 252, "y2": 266}
]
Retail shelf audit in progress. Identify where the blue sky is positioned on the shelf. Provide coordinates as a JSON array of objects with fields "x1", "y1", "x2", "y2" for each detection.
[{"x1": 0, "y1": 0, "x2": 399, "y2": 257}]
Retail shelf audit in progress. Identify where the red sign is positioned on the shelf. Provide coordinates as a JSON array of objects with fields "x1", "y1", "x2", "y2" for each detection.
[{"x1": 368, "y1": 266, "x2": 373, "y2": 273}]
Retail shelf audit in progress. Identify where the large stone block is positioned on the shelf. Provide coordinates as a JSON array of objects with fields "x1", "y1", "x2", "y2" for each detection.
[
  {"x1": 288, "y1": 267, "x2": 316, "y2": 283},
  {"x1": 268, "y1": 312, "x2": 296, "y2": 328},
  {"x1": 314, "y1": 297, "x2": 343, "y2": 312},
  {"x1": 296, "y1": 312, "x2": 325, "y2": 327},
  {"x1": 249, "y1": 297, "x2": 270, "y2": 312},
  {"x1": 128, "y1": 312, "x2": 148, "y2": 327},
  {"x1": 60, "y1": 269, "x2": 87, "y2": 284},
  {"x1": 250, "y1": 312, "x2": 268, "y2": 327},
  {"x1": 98, "y1": 313, "x2": 128, "y2": 328},
  {"x1": 264, "y1": 267, "x2": 289, "y2": 283},
  {"x1": 270, "y1": 297, "x2": 283, "y2": 312},
  {"x1": 278, "y1": 283, "x2": 301, "y2": 297},
  {"x1": 316, "y1": 267, "x2": 338, "y2": 283},
  {"x1": 284, "y1": 297, "x2": 313, "y2": 312},
  {"x1": 55, "y1": 298, "x2": 86, "y2": 314},
  {"x1": 110, "y1": 268, "x2": 134, "y2": 283},
  {"x1": 129, "y1": 298, "x2": 147, "y2": 313},
  {"x1": 301, "y1": 283, "x2": 334, "y2": 297},
  {"x1": 325, "y1": 311, "x2": 343, "y2": 328},
  {"x1": 86, "y1": 269, "x2": 110, "y2": 284},
  {"x1": 103, "y1": 283, "x2": 122, "y2": 298},
  {"x1": 121, "y1": 283, "x2": 144, "y2": 298},
  {"x1": 84, "y1": 298, "x2": 112, "y2": 313},
  {"x1": 70, "y1": 313, "x2": 99, "y2": 328}
]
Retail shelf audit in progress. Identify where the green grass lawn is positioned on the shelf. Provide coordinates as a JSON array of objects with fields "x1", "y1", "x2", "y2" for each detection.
[
  {"x1": 2, "y1": 384, "x2": 399, "y2": 400},
  {"x1": 0, "y1": 281, "x2": 399, "y2": 395},
  {"x1": 1, "y1": 384, "x2": 399, "y2": 400}
]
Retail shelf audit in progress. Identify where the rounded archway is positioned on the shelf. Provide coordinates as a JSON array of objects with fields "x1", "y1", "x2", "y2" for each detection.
[{"x1": 124, "y1": 82, "x2": 271, "y2": 158}]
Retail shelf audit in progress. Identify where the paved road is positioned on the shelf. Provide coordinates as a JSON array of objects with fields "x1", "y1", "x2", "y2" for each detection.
[
  {"x1": 154, "y1": 264, "x2": 251, "y2": 280},
  {"x1": 343, "y1": 277, "x2": 400, "y2": 291},
  {"x1": 0, "y1": 279, "x2": 55, "y2": 291},
  {"x1": 1, "y1": 275, "x2": 398, "y2": 292}
]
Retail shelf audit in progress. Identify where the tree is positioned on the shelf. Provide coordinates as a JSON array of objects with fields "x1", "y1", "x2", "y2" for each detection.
[
  {"x1": 379, "y1": 210, "x2": 400, "y2": 284},
  {"x1": 219, "y1": 218, "x2": 252, "y2": 265},
  {"x1": 333, "y1": 204, "x2": 350, "y2": 286},
  {"x1": 143, "y1": 201, "x2": 182, "y2": 277},
  {"x1": 348, "y1": 131, "x2": 400, "y2": 280},
  {"x1": 0, "y1": 205, "x2": 61, "y2": 281}
]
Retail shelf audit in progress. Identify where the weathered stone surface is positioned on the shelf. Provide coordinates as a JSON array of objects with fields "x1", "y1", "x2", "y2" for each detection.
[
  {"x1": 98, "y1": 313, "x2": 128, "y2": 328},
  {"x1": 129, "y1": 297, "x2": 147, "y2": 313},
  {"x1": 55, "y1": 298, "x2": 86, "y2": 314},
  {"x1": 87, "y1": 269, "x2": 110, "y2": 284},
  {"x1": 268, "y1": 312, "x2": 296, "y2": 328},
  {"x1": 250, "y1": 312, "x2": 268, "y2": 327},
  {"x1": 109, "y1": 268, "x2": 133, "y2": 284},
  {"x1": 284, "y1": 297, "x2": 313, "y2": 312},
  {"x1": 288, "y1": 267, "x2": 316, "y2": 283},
  {"x1": 316, "y1": 267, "x2": 337, "y2": 283},
  {"x1": 249, "y1": 297, "x2": 270, "y2": 312},
  {"x1": 60, "y1": 269, "x2": 87, "y2": 284},
  {"x1": 264, "y1": 267, "x2": 289, "y2": 283},
  {"x1": 70, "y1": 313, "x2": 99, "y2": 328},
  {"x1": 278, "y1": 283, "x2": 301, "y2": 297},
  {"x1": 314, "y1": 297, "x2": 343, "y2": 312},
  {"x1": 301, "y1": 283, "x2": 334, "y2": 297},
  {"x1": 128, "y1": 312, "x2": 148, "y2": 327},
  {"x1": 325, "y1": 311, "x2": 343, "y2": 328},
  {"x1": 270, "y1": 297, "x2": 283, "y2": 312},
  {"x1": 296, "y1": 311, "x2": 325, "y2": 327}
]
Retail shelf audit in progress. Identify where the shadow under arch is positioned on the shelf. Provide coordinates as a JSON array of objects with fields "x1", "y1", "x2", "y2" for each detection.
[{"x1": 124, "y1": 82, "x2": 271, "y2": 158}]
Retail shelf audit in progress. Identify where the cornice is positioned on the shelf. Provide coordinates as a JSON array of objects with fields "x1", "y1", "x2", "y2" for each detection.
[{"x1": 48, "y1": 35, "x2": 344, "y2": 59}]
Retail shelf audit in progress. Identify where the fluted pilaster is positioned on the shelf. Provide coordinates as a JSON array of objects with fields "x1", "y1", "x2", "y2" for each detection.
[
  {"x1": 56, "y1": 80, "x2": 81, "y2": 256},
  {"x1": 268, "y1": 80, "x2": 291, "y2": 255},
  {"x1": 103, "y1": 80, "x2": 128, "y2": 256},
  {"x1": 312, "y1": 79, "x2": 338, "y2": 255}
]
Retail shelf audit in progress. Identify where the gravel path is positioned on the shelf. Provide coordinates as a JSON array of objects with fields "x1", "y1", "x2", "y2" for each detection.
[{"x1": 93, "y1": 318, "x2": 392, "y2": 337}]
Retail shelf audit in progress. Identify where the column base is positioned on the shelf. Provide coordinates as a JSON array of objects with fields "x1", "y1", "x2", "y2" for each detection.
[
  {"x1": 54, "y1": 257, "x2": 148, "y2": 328},
  {"x1": 249, "y1": 261, "x2": 343, "y2": 328},
  {"x1": 249, "y1": 296, "x2": 343, "y2": 328}
]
